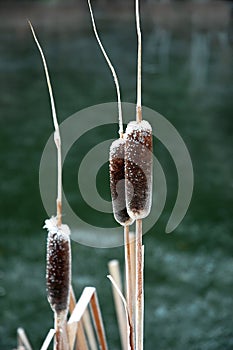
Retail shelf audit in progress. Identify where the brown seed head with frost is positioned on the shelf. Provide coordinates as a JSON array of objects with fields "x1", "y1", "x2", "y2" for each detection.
[
  {"x1": 125, "y1": 120, "x2": 153, "y2": 220},
  {"x1": 110, "y1": 138, "x2": 135, "y2": 226},
  {"x1": 44, "y1": 217, "x2": 71, "y2": 324}
]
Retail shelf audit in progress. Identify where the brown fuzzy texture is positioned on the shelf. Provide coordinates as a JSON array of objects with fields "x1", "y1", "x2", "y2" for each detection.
[
  {"x1": 46, "y1": 231, "x2": 71, "y2": 315},
  {"x1": 125, "y1": 123, "x2": 153, "y2": 219},
  {"x1": 110, "y1": 139, "x2": 134, "y2": 226}
]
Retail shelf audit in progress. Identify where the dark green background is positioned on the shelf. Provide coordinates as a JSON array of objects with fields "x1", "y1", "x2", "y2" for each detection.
[{"x1": 0, "y1": 3, "x2": 232, "y2": 349}]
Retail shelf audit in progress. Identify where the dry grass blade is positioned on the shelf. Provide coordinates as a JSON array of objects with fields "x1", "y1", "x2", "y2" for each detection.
[
  {"x1": 108, "y1": 260, "x2": 127, "y2": 350},
  {"x1": 107, "y1": 275, "x2": 134, "y2": 350}
]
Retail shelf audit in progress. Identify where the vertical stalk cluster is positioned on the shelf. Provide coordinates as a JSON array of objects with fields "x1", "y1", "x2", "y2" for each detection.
[{"x1": 29, "y1": 0, "x2": 152, "y2": 349}]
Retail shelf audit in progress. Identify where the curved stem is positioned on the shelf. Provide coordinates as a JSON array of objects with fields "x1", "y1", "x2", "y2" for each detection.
[
  {"x1": 87, "y1": 0, "x2": 123, "y2": 137},
  {"x1": 29, "y1": 21, "x2": 62, "y2": 225}
]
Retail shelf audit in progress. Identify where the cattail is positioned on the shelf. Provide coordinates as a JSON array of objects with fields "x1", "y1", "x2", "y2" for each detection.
[
  {"x1": 125, "y1": 120, "x2": 153, "y2": 220},
  {"x1": 29, "y1": 21, "x2": 71, "y2": 350},
  {"x1": 87, "y1": 0, "x2": 133, "y2": 227},
  {"x1": 44, "y1": 217, "x2": 71, "y2": 324},
  {"x1": 110, "y1": 138, "x2": 134, "y2": 226},
  {"x1": 87, "y1": 2, "x2": 136, "y2": 349}
]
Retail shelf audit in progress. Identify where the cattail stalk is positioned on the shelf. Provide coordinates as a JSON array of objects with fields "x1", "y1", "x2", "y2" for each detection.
[
  {"x1": 136, "y1": 0, "x2": 143, "y2": 347},
  {"x1": 29, "y1": 22, "x2": 71, "y2": 350},
  {"x1": 136, "y1": 1, "x2": 143, "y2": 348},
  {"x1": 126, "y1": 1, "x2": 153, "y2": 349},
  {"x1": 87, "y1": 2, "x2": 135, "y2": 348}
]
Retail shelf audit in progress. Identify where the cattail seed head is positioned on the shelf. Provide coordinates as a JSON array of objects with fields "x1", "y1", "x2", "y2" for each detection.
[
  {"x1": 44, "y1": 217, "x2": 71, "y2": 325},
  {"x1": 110, "y1": 138, "x2": 135, "y2": 226},
  {"x1": 125, "y1": 120, "x2": 153, "y2": 219}
]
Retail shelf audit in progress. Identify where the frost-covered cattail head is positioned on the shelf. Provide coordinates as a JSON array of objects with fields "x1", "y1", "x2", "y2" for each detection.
[
  {"x1": 110, "y1": 138, "x2": 135, "y2": 226},
  {"x1": 44, "y1": 217, "x2": 71, "y2": 325},
  {"x1": 125, "y1": 120, "x2": 153, "y2": 220}
]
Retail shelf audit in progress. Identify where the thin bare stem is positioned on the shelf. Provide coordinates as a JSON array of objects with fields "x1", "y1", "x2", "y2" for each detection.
[
  {"x1": 54, "y1": 314, "x2": 60, "y2": 350},
  {"x1": 124, "y1": 225, "x2": 135, "y2": 349},
  {"x1": 135, "y1": 219, "x2": 143, "y2": 350},
  {"x1": 87, "y1": 0, "x2": 123, "y2": 137},
  {"x1": 29, "y1": 21, "x2": 62, "y2": 225},
  {"x1": 135, "y1": 0, "x2": 142, "y2": 122},
  {"x1": 129, "y1": 232, "x2": 136, "y2": 303}
]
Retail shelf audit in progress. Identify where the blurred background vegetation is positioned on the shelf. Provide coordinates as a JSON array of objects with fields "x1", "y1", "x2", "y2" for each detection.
[{"x1": 0, "y1": 1, "x2": 232, "y2": 349}]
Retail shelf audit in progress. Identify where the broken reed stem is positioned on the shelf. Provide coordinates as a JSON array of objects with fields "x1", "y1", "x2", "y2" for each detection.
[
  {"x1": 77, "y1": 321, "x2": 89, "y2": 350},
  {"x1": 17, "y1": 328, "x2": 33, "y2": 350},
  {"x1": 87, "y1": 0, "x2": 123, "y2": 138},
  {"x1": 83, "y1": 309, "x2": 98, "y2": 350},
  {"x1": 28, "y1": 21, "x2": 62, "y2": 226},
  {"x1": 136, "y1": 219, "x2": 143, "y2": 350},
  {"x1": 90, "y1": 293, "x2": 109, "y2": 350},
  {"x1": 69, "y1": 286, "x2": 98, "y2": 350},
  {"x1": 124, "y1": 225, "x2": 135, "y2": 350},
  {"x1": 40, "y1": 329, "x2": 56, "y2": 350}
]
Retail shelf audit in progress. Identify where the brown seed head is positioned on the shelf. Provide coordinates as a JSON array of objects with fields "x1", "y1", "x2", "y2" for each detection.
[
  {"x1": 110, "y1": 138, "x2": 134, "y2": 226},
  {"x1": 125, "y1": 120, "x2": 153, "y2": 219},
  {"x1": 44, "y1": 218, "x2": 71, "y2": 323}
]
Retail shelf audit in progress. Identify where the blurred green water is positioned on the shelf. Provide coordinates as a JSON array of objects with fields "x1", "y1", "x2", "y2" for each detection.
[{"x1": 0, "y1": 15, "x2": 233, "y2": 350}]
